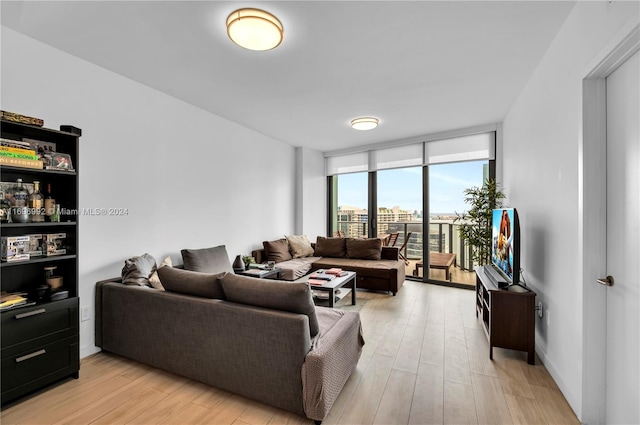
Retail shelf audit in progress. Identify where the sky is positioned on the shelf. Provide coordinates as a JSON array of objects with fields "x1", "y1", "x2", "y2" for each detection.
[{"x1": 337, "y1": 160, "x2": 487, "y2": 215}]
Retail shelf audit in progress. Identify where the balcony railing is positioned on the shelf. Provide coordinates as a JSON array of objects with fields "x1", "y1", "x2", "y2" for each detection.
[{"x1": 335, "y1": 219, "x2": 477, "y2": 272}]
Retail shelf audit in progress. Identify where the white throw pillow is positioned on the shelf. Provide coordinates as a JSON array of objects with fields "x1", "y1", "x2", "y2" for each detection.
[{"x1": 148, "y1": 256, "x2": 172, "y2": 290}]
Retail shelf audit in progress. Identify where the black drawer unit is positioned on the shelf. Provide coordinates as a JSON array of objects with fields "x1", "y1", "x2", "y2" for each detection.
[{"x1": 1, "y1": 298, "x2": 80, "y2": 404}]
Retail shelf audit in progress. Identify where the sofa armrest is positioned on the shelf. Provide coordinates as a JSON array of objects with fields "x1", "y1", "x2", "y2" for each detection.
[
  {"x1": 381, "y1": 246, "x2": 399, "y2": 260},
  {"x1": 301, "y1": 310, "x2": 364, "y2": 420}
]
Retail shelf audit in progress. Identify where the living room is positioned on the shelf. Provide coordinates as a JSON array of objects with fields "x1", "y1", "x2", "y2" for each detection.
[{"x1": 1, "y1": 1, "x2": 639, "y2": 424}]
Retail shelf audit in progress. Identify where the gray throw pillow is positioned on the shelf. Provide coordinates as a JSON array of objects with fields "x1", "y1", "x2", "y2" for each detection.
[
  {"x1": 219, "y1": 273, "x2": 319, "y2": 337},
  {"x1": 157, "y1": 266, "x2": 226, "y2": 299},
  {"x1": 314, "y1": 236, "x2": 346, "y2": 258},
  {"x1": 263, "y1": 239, "x2": 293, "y2": 263},
  {"x1": 181, "y1": 245, "x2": 233, "y2": 274},
  {"x1": 346, "y1": 238, "x2": 382, "y2": 260},
  {"x1": 122, "y1": 253, "x2": 157, "y2": 286}
]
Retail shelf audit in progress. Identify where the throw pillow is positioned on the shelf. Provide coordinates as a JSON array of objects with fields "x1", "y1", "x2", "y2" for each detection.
[
  {"x1": 157, "y1": 266, "x2": 226, "y2": 299},
  {"x1": 122, "y1": 253, "x2": 157, "y2": 286},
  {"x1": 148, "y1": 256, "x2": 172, "y2": 290},
  {"x1": 219, "y1": 273, "x2": 319, "y2": 337},
  {"x1": 285, "y1": 234, "x2": 314, "y2": 259},
  {"x1": 263, "y1": 238, "x2": 293, "y2": 263},
  {"x1": 314, "y1": 236, "x2": 347, "y2": 258},
  {"x1": 181, "y1": 245, "x2": 233, "y2": 274},
  {"x1": 346, "y1": 238, "x2": 382, "y2": 260}
]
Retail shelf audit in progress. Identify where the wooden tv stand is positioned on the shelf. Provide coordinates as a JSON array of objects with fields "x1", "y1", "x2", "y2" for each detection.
[{"x1": 475, "y1": 266, "x2": 536, "y2": 364}]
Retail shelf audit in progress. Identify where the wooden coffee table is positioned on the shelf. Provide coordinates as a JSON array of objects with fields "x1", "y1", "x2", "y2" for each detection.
[
  {"x1": 414, "y1": 253, "x2": 457, "y2": 281},
  {"x1": 305, "y1": 270, "x2": 356, "y2": 308}
]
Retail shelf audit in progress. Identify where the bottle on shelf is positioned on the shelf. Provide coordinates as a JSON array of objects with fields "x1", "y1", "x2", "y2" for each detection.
[
  {"x1": 29, "y1": 180, "x2": 45, "y2": 222},
  {"x1": 0, "y1": 191, "x2": 10, "y2": 223},
  {"x1": 44, "y1": 182, "x2": 56, "y2": 220},
  {"x1": 8, "y1": 178, "x2": 30, "y2": 223}
]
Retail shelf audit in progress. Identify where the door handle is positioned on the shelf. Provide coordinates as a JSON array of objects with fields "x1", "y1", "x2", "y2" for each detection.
[{"x1": 596, "y1": 276, "x2": 614, "y2": 286}]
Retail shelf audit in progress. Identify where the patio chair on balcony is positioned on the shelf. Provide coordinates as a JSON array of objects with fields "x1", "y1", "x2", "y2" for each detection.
[
  {"x1": 385, "y1": 232, "x2": 399, "y2": 247},
  {"x1": 397, "y1": 232, "x2": 413, "y2": 265}
]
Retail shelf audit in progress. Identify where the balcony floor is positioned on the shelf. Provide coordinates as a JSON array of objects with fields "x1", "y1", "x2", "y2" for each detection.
[{"x1": 405, "y1": 258, "x2": 476, "y2": 287}]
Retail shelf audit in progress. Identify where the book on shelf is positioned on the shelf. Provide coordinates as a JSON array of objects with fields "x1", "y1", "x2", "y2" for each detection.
[
  {"x1": 308, "y1": 278, "x2": 327, "y2": 286},
  {"x1": 243, "y1": 269, "x2": 265, "y2": 275},
  {"x1": 0, "y1": 156, "x2": 43, "y2": 169},
  {"x1": 0, "y1": 145, "x2": 37, "y2": 156},
  {"x1": 0, "y1": 294, "x2": 28, "y2": 310},
  {"x1": 0, "y1": 151, "x2": 39, "y2": 160},
  {"x1": 0, "y1": 138, "x2": 32, "y2": 149},
  {"x1": 325, "y1": 268, "x2": 343, "y2": 275}
]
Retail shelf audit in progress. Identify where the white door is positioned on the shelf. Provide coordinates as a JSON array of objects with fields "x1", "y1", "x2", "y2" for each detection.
[{"x1": 604, "y1": 49, "x2": 639, "y2": 424}]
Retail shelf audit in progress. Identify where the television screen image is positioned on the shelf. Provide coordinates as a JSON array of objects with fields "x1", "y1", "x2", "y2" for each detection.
[{"x1": 491, "y1": 208, "x2": 520, "y2": 284}]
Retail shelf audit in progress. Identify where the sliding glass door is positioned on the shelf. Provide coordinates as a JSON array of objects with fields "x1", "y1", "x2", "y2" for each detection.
[
  {"x1": 376, "y1": 167, "x2": 423, "y2": 279},
  {"x1": 422, "y1": 160, "x2": 489, "y2": 286}
]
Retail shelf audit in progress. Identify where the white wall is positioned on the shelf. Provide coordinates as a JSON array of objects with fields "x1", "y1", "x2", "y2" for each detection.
[
  {"x1": 1, "y1": 28, "x2": 298, "y2": 358},
  {"x1": 502, "y1": 1, "x2": 639, "y2": 419}
]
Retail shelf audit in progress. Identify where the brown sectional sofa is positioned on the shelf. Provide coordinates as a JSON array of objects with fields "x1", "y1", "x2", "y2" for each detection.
[
  {"x1": 96, "y1": 265, "x2": 364, "y2": 422},
  {"x1": 253, "y1": 236, "x2": 406, "y2": 295}
]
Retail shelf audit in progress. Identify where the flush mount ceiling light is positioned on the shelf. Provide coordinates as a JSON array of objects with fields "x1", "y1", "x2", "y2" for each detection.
[
  {"x1": 226, "y1": 8, "x2": 283, "y2": 51},
  {"x1": 350, "y1": 117, "x2": 380, "y2": 131}
]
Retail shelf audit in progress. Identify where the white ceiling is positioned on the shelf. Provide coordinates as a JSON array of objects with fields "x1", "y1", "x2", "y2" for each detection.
[{"x1": 1, "y1": 1, "x2": 575, "y2": 152}]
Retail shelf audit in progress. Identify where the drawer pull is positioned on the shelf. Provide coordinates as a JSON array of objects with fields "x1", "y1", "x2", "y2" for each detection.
[
  {"x1": 16, "y1": 349, "x2": 46, "y2": 363},
  {"x1": 15, "y1": 309, "x2": 46, "y2": 320}
]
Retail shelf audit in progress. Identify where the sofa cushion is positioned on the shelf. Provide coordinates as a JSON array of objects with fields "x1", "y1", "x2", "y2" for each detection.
[
  {"x1": 277, "y1": 256, "x2": 321, "y2": 281},
  {"x1": 181, "y1": 245, "x2": 233, "y2": 274},
  {"x1": 286, "y1": 235, "x2": 315, "y2": 259},
  {"x1": 345, "y1": 238, "x2": 382, "y2": 260},
  {"x1": 219, "y1": 273, "x2": 319, "y2": 337},
  {"x1": 157, "y1": 266, "x2": 226, "y2": 299},
  {"x1": 314, "y1": 237, "x2": 346, "y2": 258},
  {"x1": 148, "y1": 256, "x2": 172, "y2": 290},
  {"x1": 263, "y1": 239, "x2": 293, "y2": 263},
  {"x1": 122, "y1": 253, "x2": 157, "y2": 286}
]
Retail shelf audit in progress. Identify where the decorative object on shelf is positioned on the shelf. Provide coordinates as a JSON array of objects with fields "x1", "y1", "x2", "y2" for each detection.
[
  {"x1": 266, "y1": 260, "x2": 276, "y2": 270},
  {"x1": 60, "y1": 125, "x2": 82, "y2": 136},
  {"x1": 0, "y1": 110, "x2": 44, "y2": 127},
  {"x1": 29, "y1": 181, "x2": 45, "y2": 222},
  {"x1": 50, "y1": 204, "x2": 61, "y2": 222},
  {"x1": 44, "y1": 183, "x2": 55, "y2": 219},
  {"x1": 46, "y1": 152, "x2": 74, "y2": 172},
  {"x1": 1, "y1": 236, "x2": 30, "y2": 262},
  {"x1": 8, "y1": 179, "x2": 30, "y2": 223},
  {"x1": 242, "y1": 255, "x2": 255, "y2": 270},
  {"x1": 0, "y1": 194, "x2": 10, "y2": 223},
  {"x1": 226, "y1": 8, "x2": 283, "y2": 51},
  {"x1": 456, "y1": 178, "x2": 506, "y2": 266},
  {"x1": 232, "y1": 255, "x2": 245, "y2": 273}
]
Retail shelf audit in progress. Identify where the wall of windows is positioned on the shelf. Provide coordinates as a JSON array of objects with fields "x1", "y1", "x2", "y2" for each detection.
[{"x1": 326, "y1": 129, "x2": 496, "y2": 288}]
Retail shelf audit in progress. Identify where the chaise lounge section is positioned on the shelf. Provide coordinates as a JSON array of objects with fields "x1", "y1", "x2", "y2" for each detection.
[{"x1": 253, "y1": 236, "x2": 405, "y2": 295}]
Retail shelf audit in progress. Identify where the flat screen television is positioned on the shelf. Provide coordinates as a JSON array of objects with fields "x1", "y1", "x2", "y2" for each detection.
[{"x1": 491, "y1": 207, "x2": 520, "y2": 285}]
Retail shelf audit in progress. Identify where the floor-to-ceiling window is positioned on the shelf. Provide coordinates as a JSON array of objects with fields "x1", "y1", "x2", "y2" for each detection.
[
  {"x1": 333, "y1": 172, "x2": 369, "y2": 238},
  {"x1": 326, "y1": 129, "x2": 495, "y2": 288}
]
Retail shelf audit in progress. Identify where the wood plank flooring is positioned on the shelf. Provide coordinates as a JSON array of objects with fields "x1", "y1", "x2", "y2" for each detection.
[{"x1": 1, "y1": 282, "x2": 579, "y2": 425}]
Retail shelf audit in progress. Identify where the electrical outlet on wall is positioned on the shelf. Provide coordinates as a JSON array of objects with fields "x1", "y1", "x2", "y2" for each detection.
[{"x1": 81, "y1": 306, "x2": 90, "y2": 322}]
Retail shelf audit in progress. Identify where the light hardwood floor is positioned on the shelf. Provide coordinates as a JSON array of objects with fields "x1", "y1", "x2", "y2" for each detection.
[{"x1": 1, "y1": 282, "x2": 579, "y2": 425}]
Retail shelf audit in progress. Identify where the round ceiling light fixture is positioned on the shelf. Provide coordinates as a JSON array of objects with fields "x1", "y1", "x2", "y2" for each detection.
[
  {"x1": 350, "y1": 117, "x2": 380, "y2": 131},
  {"x1": 226, "y1": 8, "x2": 283, "y2": 51}
]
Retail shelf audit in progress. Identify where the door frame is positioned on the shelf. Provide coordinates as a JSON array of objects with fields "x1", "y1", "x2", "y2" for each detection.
[{"x1": 581, "y1": 23, "x2": 639, "y2": 424}]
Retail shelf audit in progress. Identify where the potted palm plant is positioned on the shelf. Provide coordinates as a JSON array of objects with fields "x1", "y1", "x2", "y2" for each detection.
[{"x1": 456, "y1": 179, "x2": 505, "y2": 266}]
